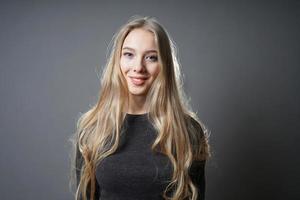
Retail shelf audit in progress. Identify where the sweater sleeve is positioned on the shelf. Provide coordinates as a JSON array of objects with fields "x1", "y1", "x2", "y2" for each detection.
[
  {"x1": 189, "y1": 160, "x2": 206, "y2": 200},
  {"x1": 75, "y1": 144, "x2": 101, "y2": 200}
]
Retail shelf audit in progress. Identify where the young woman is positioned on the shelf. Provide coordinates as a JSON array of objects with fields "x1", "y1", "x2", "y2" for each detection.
[{"x1": 70, "y1": 16, "x2": 210, "y2": 200}]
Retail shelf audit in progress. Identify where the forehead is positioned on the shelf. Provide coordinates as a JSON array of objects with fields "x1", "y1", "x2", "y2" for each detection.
[{"x1": 122, "y1": 28, "x2": 157, "y2": 51}]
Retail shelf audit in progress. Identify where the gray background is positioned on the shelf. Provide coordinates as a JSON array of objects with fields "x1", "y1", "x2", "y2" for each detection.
[{"x1": 0, "y1": 0, "x2": 299, "y2": 199}]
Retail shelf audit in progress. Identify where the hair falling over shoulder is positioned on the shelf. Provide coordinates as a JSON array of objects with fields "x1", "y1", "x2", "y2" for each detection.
[{"x1": 69, "y1": 15, "x2": 211, "y2": 200}]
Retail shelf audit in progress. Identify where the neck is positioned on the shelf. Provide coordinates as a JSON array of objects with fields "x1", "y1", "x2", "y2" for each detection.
[{"x1": 126, "y1": 95, "x2": 147, "y2": 114}]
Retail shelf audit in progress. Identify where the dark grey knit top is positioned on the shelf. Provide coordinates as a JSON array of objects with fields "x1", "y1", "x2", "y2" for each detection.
[{"x1": 76, "y1": 113, "x2": 206, "y2": 200}]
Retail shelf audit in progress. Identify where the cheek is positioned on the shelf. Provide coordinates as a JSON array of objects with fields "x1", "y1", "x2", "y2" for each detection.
[
  {"x1": 120, "y1": 58, "x2": 130, "y2": 74},
  {"x1": 148, "y1": 64, "x2": 161, "y2": 77}
]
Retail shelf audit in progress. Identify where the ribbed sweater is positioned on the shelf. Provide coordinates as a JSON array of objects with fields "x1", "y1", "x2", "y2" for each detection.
[{"x1": 76, "y1": 113, "x2": 206, "y2": 200}]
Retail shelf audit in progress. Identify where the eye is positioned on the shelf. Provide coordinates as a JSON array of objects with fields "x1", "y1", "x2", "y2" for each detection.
[
  {"x1": 123, "y1": 52, "x2": 133, "y2": 58},
  {"x1": 145, "y1": 55, "x2": 158, "y2": 62}
]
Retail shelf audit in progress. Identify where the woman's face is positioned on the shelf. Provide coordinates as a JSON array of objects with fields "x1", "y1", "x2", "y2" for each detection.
[{"x1": 120, "y1": 28, "x2": 160, "y2": 98}]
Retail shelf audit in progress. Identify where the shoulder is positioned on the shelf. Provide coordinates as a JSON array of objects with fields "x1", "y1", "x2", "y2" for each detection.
[
  {"x1": 185, "y1": 113, "x2": 210, "y2": 161},
  {"x1": 185, "y1": 114, "x2": 205, "y2": 139}
]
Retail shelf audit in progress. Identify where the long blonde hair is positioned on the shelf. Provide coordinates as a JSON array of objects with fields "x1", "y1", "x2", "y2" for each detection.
[{"x1": 70, "y1": 15, "x2": 210, "y2": 200}]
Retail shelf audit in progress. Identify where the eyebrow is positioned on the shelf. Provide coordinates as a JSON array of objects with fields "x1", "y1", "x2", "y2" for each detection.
[{"x1": 122, "y1": 46, "x2": 158, "y2": 54}]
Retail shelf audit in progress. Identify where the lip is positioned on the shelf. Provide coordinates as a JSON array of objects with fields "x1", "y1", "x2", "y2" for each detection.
[
  {"x1": 129, "y1": 76, "x2": 148, "y2": 79},
  {"x1": 129, "y1": 76, "x2": 148, "y2": 86}
]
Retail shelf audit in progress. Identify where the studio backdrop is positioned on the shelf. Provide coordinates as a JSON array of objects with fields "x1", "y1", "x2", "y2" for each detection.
[{"x1": 0, "y1": 1, "x2": 299, "y2": 200}]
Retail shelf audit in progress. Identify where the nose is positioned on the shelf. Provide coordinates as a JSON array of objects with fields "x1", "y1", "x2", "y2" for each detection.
[{"x1": 133, "y1": 56, "x2": 145, "y2": 72}]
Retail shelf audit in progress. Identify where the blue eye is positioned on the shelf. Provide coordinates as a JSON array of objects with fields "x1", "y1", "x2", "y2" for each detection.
[
  {"x1": 146, "y1": 55, "x2": 158, "y2": 62},
  {"x1": 123, "y1": 52, "x2": 133, "y2": 57}
]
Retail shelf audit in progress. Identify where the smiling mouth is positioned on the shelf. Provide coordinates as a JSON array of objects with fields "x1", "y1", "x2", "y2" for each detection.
[{"x1": 130, "y1": 77, "x2": 148, "y2": 86}]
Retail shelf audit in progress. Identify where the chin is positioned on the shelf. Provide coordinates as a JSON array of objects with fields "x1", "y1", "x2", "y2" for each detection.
[
  {"x1": 129, "y1": 91, "x2": 147, "y2": 96},
  {"x1": 128, "y1": 88, "x2": 148, "y2": 96}
]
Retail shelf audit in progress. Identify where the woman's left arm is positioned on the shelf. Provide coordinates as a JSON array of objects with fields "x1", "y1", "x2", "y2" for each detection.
[{"x1": 189, "y1": 160, "x2": 206, "y2": 200}]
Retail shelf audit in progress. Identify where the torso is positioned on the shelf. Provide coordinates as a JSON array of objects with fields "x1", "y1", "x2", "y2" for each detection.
[{"x1": 95, "y1": 113, "x2": 173, "y2": 200}]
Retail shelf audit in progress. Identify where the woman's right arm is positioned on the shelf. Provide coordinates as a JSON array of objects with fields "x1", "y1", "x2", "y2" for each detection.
[{"x1": 75, "y1": 144, "x2": 100, "y2": 200}]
